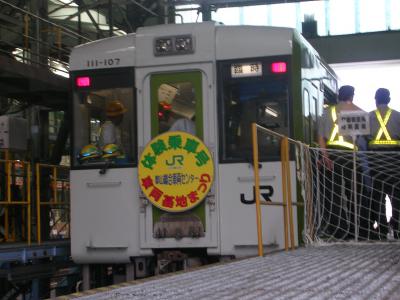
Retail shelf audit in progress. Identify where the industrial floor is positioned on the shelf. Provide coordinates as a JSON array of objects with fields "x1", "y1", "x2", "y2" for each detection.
[{"x1": 61, "y1": 242, "x2": 400, "y2": 300}]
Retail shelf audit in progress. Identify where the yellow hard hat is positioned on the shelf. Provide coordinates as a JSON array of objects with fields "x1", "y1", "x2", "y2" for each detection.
[
  {"x1": 102, "y1": 143, "x2": 122, "y2": 158},
  {"x1": 106, "y1": 100, "x2": 127, "y2": 117},
  {"x1": 78, "y1": 144, "x2": 101, "y2": 163}
]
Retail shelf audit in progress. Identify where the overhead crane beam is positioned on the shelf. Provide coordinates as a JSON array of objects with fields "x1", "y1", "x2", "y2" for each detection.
[
  {"x1": 75, "y1": 0, "x2": 106, "y2": 38},
  {"x1": 126, "y1": 0, "x2": 159, "y2": 17},
  {"x1": 170, "y1": 0, "x2": 319, "y2": 8}
]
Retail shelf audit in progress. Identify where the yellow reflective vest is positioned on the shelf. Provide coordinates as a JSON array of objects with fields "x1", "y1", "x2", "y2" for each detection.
[
  {"x1": 369, "y1": 108, "x2": 400, "y2": 147},
  {"x1": 326, "y1": 106, "x2": 356, "y2": 150}
]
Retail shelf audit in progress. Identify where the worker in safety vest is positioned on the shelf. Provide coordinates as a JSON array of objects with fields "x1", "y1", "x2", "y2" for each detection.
[
  {"x1": 318, "y1": 85, "x2": 366, "y2": 239},
  {"x1": 368, "y1": 88, "x2": 400, "y2": 239}
]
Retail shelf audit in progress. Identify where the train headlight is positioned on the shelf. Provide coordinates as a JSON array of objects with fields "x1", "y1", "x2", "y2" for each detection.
[
  {"x1": 175, "y1": 36, "x2": 193, "y2": 52},
  {"x1": 154, "y1": 35, "x2": 194, "y2": 56},
  {"x1": 155, "y1": 38, "x2": 172, "y2": 54}
]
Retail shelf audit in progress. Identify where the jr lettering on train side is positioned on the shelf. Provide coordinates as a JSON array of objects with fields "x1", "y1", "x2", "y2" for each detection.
[{"x1": 240, "y1": 185, "x2": 274, "y2": 204}]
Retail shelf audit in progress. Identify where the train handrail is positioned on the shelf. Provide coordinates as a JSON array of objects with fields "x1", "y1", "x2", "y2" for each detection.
[{"x1": 251, "y1": 123, "x2": 305, "y2": 256}]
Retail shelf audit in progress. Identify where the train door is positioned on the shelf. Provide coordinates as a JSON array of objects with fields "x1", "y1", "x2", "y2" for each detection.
[
  {"x1": 217, "y1": 58, "x2": 298, "y2": 256},
  {"x1": 137, "y1": 66, "x2": 219, "y2": 251}
]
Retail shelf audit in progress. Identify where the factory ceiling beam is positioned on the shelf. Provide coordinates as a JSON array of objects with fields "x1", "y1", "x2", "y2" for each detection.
[
  {"x1": 61, "y1": 0, "x2": 115, "y2": 21},
  {"x1": 115, "y1": 2, "x2": 134, "y2": 32},
  {"x1": 60, "y1": 0, "x2": 158, "y2": 22},
  {"x1": 0, "y1": 11, "x2": 21, "y2": 25},
  {"x1": 126, "y1": 0, "x2": 159, "y2": 17},
  {"x1": 0, "y1": 0, "x2": 27, "y2": 18},
  {"x1": 0, "y1": 0, "x2": 91, "y2": 42},
  {"x1": 75, "y1": 0, "x2": 106, "y2": 38},
  {"x1": 48, "y1": 0, "x2": 77, "y2": 15},
  {"x1": 170, "y1": 0, "x2": 319, "y2": 8}
]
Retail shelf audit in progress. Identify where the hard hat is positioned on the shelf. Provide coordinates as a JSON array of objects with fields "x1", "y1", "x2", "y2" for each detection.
[
  {"x1": 102, "y1": 143, "x2": 122, "y2": 158},
  {"x1": 78, "y1": 144, "x2": 101, "y2": 162},
  {"x1": 106, "y1": 100, "x2": 127, "y2": 117}
]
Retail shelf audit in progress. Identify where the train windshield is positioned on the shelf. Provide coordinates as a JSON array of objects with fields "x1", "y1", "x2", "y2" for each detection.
[
  {"x1": 71, "y1": 68, "x2": 136, "y2": 168},
  {"x1": 218, "y1": 58, "x2": 290, "y2": 162}
]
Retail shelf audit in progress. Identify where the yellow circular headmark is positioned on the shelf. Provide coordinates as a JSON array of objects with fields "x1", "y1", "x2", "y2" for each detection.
[{"x1": 138, "y1": 131, "x2": 214, "y2": 213}]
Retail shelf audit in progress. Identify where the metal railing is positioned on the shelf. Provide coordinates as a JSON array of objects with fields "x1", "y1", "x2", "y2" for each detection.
[
  {"x1": 251, "y1": 123, "x2": 304, "y2": 256},
  {"x1": 36, "y1": 163, "x2": 70, "y2": 244},
  {"x1": 0, "y1": 160, "x2": 32, "y2": 244},
  {"x1": 0, "y1": 160, "x2": 70, "y2": 245},
  {"x1": 0, "y1": 0, "x2": 92, "y2": 76}
]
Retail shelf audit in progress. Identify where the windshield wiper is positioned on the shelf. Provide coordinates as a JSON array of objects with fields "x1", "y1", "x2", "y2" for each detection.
[{"x1": 99, "y1": 161, "x2": 114, "y2": 175}]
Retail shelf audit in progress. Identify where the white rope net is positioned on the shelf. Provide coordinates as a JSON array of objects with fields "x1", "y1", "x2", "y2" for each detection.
[{"x1": 303, "y1": 147, "x2": 400, "y2": 243}]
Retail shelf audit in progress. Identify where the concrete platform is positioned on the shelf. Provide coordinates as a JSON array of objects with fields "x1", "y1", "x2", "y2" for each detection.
[{"x1": 61, "y1": 242, "x2": 400, "y2": 300}]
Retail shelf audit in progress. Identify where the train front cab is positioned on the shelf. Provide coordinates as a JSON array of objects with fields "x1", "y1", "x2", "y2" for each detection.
[{"x1": 69, "y1": 23, "x2": 335, "y2": 279}]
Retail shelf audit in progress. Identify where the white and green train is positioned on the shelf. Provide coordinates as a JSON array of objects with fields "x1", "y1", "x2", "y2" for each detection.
[{"x1": 70, "y1": 22, "x2": 337, "y2": 277}]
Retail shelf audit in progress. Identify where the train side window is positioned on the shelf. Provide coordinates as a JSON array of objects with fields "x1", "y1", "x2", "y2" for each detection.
[
  {"x1": 219, "y1": 59, "x2": 290, "y2": 162},
  {"x1": 310, "y1": 96, "x2": 318, "y2": 142},
  {"x1": 303, "y1": 88, "x2": 310, "y2": 144}
]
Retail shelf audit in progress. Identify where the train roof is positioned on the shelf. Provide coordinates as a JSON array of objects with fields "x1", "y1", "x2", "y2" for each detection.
[{"x1": 69, "y1": 22, "x2": 298, "y2": 71}]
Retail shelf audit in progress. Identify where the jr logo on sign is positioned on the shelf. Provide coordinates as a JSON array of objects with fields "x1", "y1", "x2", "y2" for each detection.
[
  {"x1": 240, "y1": 185, "x2": 274, "y2": 204},
  {"x1": 166, "y1": 155, "x2": 184, "y2": 167}
]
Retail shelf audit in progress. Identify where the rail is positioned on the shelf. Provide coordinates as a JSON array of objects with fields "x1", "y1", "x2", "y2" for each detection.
[{"x1": 251, "y1": 123, "x2": 304, "y2": 256}]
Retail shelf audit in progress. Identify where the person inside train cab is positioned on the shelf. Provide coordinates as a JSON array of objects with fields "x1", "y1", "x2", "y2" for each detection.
[
  {"x1": 318, "y1": 85, "x2": 366, "y2": 239},
  {"x1": 98, "y1": 100, "x2": 128, "y2": 161},
  {"x1": 367, "y1": 88, "x2": 400, "y2": 239},
  {"x1": 157, "y1": 82, "x2": 197, "y2": 136},
  {"x1": 158, "y1": 103, "x2": 196, "y2": 135},
  {"x1": 169, "y1": 116, "x2": 196, "y2": 135}
]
